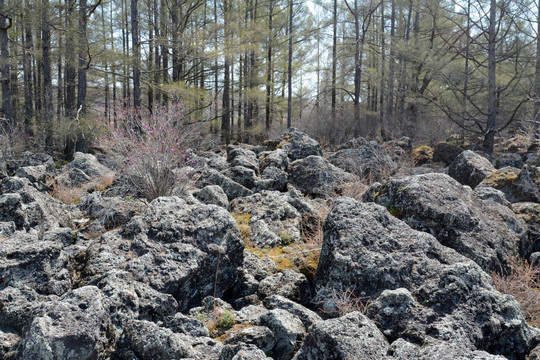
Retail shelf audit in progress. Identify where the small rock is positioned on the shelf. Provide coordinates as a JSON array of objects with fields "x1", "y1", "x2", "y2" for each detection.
[
  {"x1": 448, "y1": 150, "x2": 495, "y2": 188},
  {"x1": 193, "y1": 185, "x2": 229, "y2": 208}
]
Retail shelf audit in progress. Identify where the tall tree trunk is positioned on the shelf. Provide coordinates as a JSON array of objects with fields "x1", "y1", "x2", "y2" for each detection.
[
  {"x1": 222, "y1": 0, "x2": 230, "y2": 144},
  {"x1": 0, "y1": 0, "x2": 13, "y2": 129},
  {"x1": 265, "y1": 0, "x2": 273, "y2": 132},
  {"x1": 331, "y1": 0, "x2": 337, "y2": 124},
  {"x1": 65, "y1": 0, "x2": 76, "y2": 118},
  {"x1": 534, "y1": 0, "x2": 540, "y2": 143},
  {"x1": 483, "y1": 0, "x2": 497, "y2": 154},
  {"x1": 387, "y1": 0, "x2": 396, "y2": 125},
  {"x1": 171, "y1": 0, "x2": 180, "y2": 82},
  {"x1": 77, "y1": 0, "x2": 87, "y2": 115},
  {"x1": 160, "y1": 0, "x2": 168, "y2": 105},
  {"x1": 42, "y1": 0, "x2": 53, "y2": 153},
  {"x1": 132, "y1": 0, "x2": 141, "y2": 109},
  {"x1": 286, "y1": 0, "x2": 293, "y2": 128},
  {"x1": 23, "y1": 7, "x2": 34, "y2": 139},
  {"x1": 148, "y1": 1, "x2": 154, "y2": 113}
]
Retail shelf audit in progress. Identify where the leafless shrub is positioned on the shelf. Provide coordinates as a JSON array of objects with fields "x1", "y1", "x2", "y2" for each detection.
[{"x1": 314, "y1": 286, "x2": 371, "y2": 317}]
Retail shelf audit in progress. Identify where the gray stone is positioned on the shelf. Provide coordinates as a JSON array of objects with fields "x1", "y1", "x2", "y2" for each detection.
[
  {"x1": 292, "y1": 312, "x2": 388, "y2": 360},
  {"x1": 267, "y1": 128, "x2": 323, "y2": 161},
  {"x1": 15, "y1": 165, "x2": 49, "y2": 191},
  {"x1": 474, "y1": 186, "x2": 510, "y2": 206},
  {"x1": 84, "y1": 196, "x2": 244, "y2": 311},
  {"x1": 0, "y1": 232, "x2": 71, "y2": 295},
  {"x1": 511, "y1": 202, "x2": 540, "y2": 259},
  {"x1": 56, "y1": 152, "x2": 113, "y2": 188},
  {"x1": 263, "y1": 295, "x2": 322, "y2": 329},
  {"x1": 432, "y1": 143, "x2": 462, "y2": 166},
  {"x1": 258, "y1": 270, "x2": 309, "y2": 304},
  {"x1": 230, "y1": 191, "x2": 303, "y2": 248},
  {"x1": 328, "y1": 141, "x2": 396, "y2": 181},
  {"x1": 78, "y1": 192, "x2": 146, "y2": 231},
  {"x1": 259, "y1": 309, "x2": 306, "y2": 360},
  {"x1": 166, "y1": 312, "x2": 210, "y2": 337},
  {"x1": 19, "y1": 286, "x2": 112, "y2": 360},
  {"x1": 259, "y1": 149, "x2": 289, "y2": 171},
  {"x1": 365, "y1": 173, "x2": 527, "y2": 273},
  {"x1": 227, "y1": 146, "x2": 260, "y2": 173},
  {"x1": 254, "y1": 166, "x2": 289, "y2": 192},
  {"x1": 288, "y1": 156, "x2": 358, "y2": 197},
  {"x1": 0, "y1": 221, "x2": 15, "y2": 238},
  {"x1": 223, "y1": 166, "x2": 258, "y2": 189},
  {"x1": 17, "y1": 151, "x2": 56, "y2": 173},
  {"x1": 193, "y1": 185, "x2": 229, "y2": 208},
  {"x1": 449, "y1": 150, "x2": 495, "y2": 188},
  {"x1": 219, "y1": 325, "x2": 275, "y2": 353},
  {"x1": 114, "y1": 320, "x2": 196, "y2": 359},
  {"x1": 496, "y1": 153, "x2": 522, "y2": 169},
  {"x1": 196, "y1": 168, "x2": 253, "y2": 200},
  {"x1": 0, "y1": 286, "x2": 49, "y2": 332},
  {"x1": 0, "y1": 329, "x2": 19, "y2": 359},
  {"x1": 219, "y1": 344, "x2": 272, "y2": 360},
  {"x1": 314, "y1": 197, "x2": 538, "y2": 357}
]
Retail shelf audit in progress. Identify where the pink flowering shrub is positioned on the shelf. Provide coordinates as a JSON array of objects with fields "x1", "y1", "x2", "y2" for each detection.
[{"x1": 97, "y1": 101, "x2": 199, "y2": 200}]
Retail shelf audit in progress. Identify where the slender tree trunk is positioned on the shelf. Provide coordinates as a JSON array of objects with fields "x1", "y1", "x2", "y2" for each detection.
[
  {"x1": 398, "y1": 0, "x2": 413, "y2": 116},
  {"x1": 534, "y1": 0, "x2": 540, "y2": 143},
  {"x1": 23, "y1": 8, "x2": 34, "y2": 139},
  {"x1": 483, "y1": 0, "x2": 497, "y2": 154},
  {"x1": 265, "y1": 0, "x2": 273, "y2": 132},
  {"x1": 387, "y1": 0, "x2": 396, "y2": 125},
  {"x1": 171, "y1": 0, "x2": 180, "y2": 82},
  {"x1": 222, "y1": 0, "x2": 230, "y2": 144},
  {"x1": 331, "y1": 0, "x2": 337, "y2": 124},
  {"x1": 132, "y1": 0, "x2": 141, "y2": 110},
  {"x1": 42, "y1": 0, "x2": 53, "y2": 152},
  {"x1": 0, "y1": 0, "x2": 13, "y2": 128},
  {"x1": 77, "y1": 0, "x2": 87, "y2": 115},
  {"x1": 65, "y1": 0, "x2": 76, "y2": 118},
  {"x1": 286, "y1": 0, "x2": 293, "y2": 128},
  {"x1": 148, "y1": 2, "x2": 154, "y2": 113},
  {"x1": 160, "y1": 0, "x2": 168, "y2": 105},
  {"x1": 57, "y1": 3, "x2": 63, "y2": 118}
]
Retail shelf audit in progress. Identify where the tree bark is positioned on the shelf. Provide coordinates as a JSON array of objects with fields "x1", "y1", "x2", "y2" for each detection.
[
  {"x1": 77, "y1": 0, "x2": 88, "y2": 115},
  {"x1": 42, "y1": 0, "x2": 53, "y2": 153},
  {"x1": 286, "y1": 0, "x2": 293, "y2": 128},
  {"x1": 0, "y1": 0, "x2": 13, "y2": 128},
  {"x1": 483, "y1": 0, "x2": 497, "y2": 154},
  {"x1": 131, "y1": 0, "x2": 141, "y2": 109}
]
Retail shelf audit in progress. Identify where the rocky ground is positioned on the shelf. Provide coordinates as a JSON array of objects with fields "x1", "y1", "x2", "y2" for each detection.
[{"x1": 0, "y1": 128, "x2": 539, "y2": 359}]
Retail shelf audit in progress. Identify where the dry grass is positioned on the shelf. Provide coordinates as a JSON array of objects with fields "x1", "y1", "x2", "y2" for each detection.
[
  {"x1": 314, "y1": 286, "x2": 371, "y2": 317},
  {"x1": 50, "y1": 172, "x2": 116, "y2": 205},
  {"x1": 231, "y1": 212, "x2": 252, "y2": 245},
  {"x1": 491, "y1": 257, "x2": 540, "y2": 327}
]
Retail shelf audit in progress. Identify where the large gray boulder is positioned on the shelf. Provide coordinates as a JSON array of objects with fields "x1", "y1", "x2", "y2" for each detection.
[
  {"x1": 328, "y1": 141, "x2": 396, "y2": 182},
  {"x1": 259, "y1": 149, "x2": 289, "y2": 172},
  {"x1": 0, "y1": 232, "x2": 71, "y2": 295},
  {"x1": 449, "y1": 150, "x2": 495, "y2": 188},
  {"x1": 387, "y1": 339, "x2": 507, "y2": 359},
  {"x1": 227, "y1": 146, "x2": 260, "y2": 173},
  {"x1": 1, "y1": 176, "x2": 80, "y2": 232},
  {"x1": 364, "y1": 173, "x2": 526, "y2": 273},
  {"x1": 259, "y1": 309, "x2": 306, "y2": 360},
  {"x1": 267, "y1": 128, "x2": 323, "y2": 161},
  {"x1": 18, "y1": 286, "x2": 112, "y2": 360},
  {"x1": 288, "y1": 156, "x2": 358, "y2": 197},
  {"x1": 511, "y1": 202, "x2": 540, "y2": 259},
  {"x1": 314, "y1": 197, "x2": 539, "y2": 358},
  {"x1": 56, "y1": 152, "x2": 113, "y2": 188},
  {"x1": 292, "y1": 312, "x2": 388, "y2": 360},
  {"x1": 114, "y1": 319, "x2": 223, "y2": 359},
  {"x1": 80, "y1": 196, "x2": 244, "y2": 311},
  {"x1": 223, "y1": 166, "x2": 258, "y2": 189},
  {"x1": 230, "y1": 191, "x2": 303, "y2": 248},
  {"x1": 193, "y1": 185, "x2": 229, "y2": 208},
  {"x1": 196, "y1": 168, "x2": 253, "y2": 200}
]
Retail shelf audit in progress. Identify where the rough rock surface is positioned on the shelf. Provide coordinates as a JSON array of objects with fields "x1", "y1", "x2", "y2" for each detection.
[
  {"x1": 288, "y1": 156, "x2": 358, "y2": 197},
  {"x1": 478, "y1": 165, "x2": 540, "y2": 203},
  {"x1": 474, "y1": 186, "x2": 510, "y2": 206},
  {"x1": 227, "y1": 146, "x2": 260, "y2": 173},
  {"x1": 56, "y1": 152, "x2": 113, "y2": 187},
  {"x1": 314, "y1": 197, "x2": 538, "y2": 357},
  {"x1": 266, "y1": 128, "x2": 323, "y2": 161},
  {"x1": 496, "y1": 153, "x2": 522, "y2": 168},
  {"x1": 448, "y1": 150, "x2": 495, "y2": 187},
  {"x1": 259, "y1": 309, "x2": 306, "y2": 359},
  {"x1": 293, "y1": 312, "x2": 388, "y2": 360},
  {"x1": 364, "y1": 173, "x2": 526, "y2": 273},
  {"x1": 230, "y1": 191, "x2": 303, "y2": 247},
  {"x1": 511, "y1": 202, "x2": 540, "y2": 259},
  {"x1": 18, "y1": 286, "x2": 112, "y2": 360},
  {"x1": 1, "y1": 176, "x2": 80, "y2": 232},
  {"x1": 196, "y1": 168, "x2": 253, "y2": 200},
  {"x1": 0, "y1": 232, "x2": 72, "y2": 295},
  {"x1": 223, "y1": 166, "x2": 258, "y2": 189},
  {"x1": 82, "y1": 196, "x2": 244, "y2": 311},
  {"x1": 259, "y1": 149, "x2": 289, "y2": 171},
  {"x1": 328, "y1": 141, "x2": 396, "y2": 181},
  {"x1": 193, "y1": 185, "x2": 229, "y2": 208}
]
